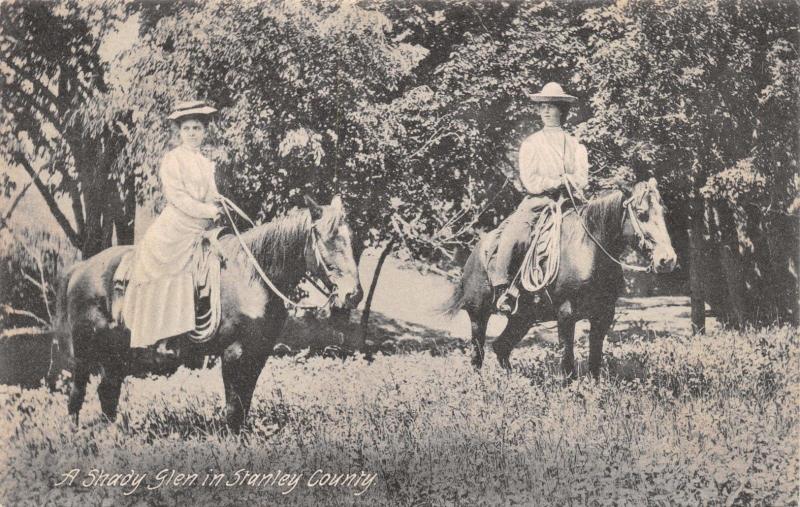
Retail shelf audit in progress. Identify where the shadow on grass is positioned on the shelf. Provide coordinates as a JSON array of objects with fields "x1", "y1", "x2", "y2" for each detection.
[
  {"x1": 511, "y1": 353, "x2": 650, "y2": 388},
  {"x1": 278, "y1": 310, "x2": 469, "y2": 358},
  {"x1": 605, "y1": 319, "x2": 675, "y2": 344}
]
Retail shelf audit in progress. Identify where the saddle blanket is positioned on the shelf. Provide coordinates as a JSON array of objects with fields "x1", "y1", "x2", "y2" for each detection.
[{"x1": 112, "y1": 229, "x2": 224, "y2": 348}]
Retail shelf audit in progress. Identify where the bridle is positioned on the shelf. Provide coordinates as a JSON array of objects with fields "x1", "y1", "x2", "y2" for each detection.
[
  {"x1": 305, "y1": 223, "x2": 338, "y2": 298},
  {"x1": 219, "y1": 196, "x2": 336, "y2": 309},
  {"x1": 564, "y1": 178, "x2": 654, "y2": 273},
  {"x1": 622, "y1": 192, "x2": 656, "y2": 253}
]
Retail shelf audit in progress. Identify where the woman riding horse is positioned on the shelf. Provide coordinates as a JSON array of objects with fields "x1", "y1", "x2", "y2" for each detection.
[
  {"x1": 47, "y1": 101, "x2": 365, "y2": 432},
  {"x1": 122, "y1": 100, "x2": 223, "y2": 350},
  {"x1": 445, "y1": 85, "x2": 678, "y2": 376},
  {"x1": 446, "y1": 178, "x2": 677, "y2": 377},
  {"x1": 491, "y1": 82, "x2": 589, "y2": 314}
]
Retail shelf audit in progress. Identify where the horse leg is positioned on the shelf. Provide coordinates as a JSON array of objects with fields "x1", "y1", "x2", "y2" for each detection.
[
  {"x1": 68, "y1": 360, "x2": 91, "y2": 425},
  {"x1": 98, "y1": 357, "x2": 127, "y2": 421},
  {"x1": 46, "y1": 335, "x2": 62, "y2": 392},
  {"x1": 588, "y1": 308, "x2": 615, "y2": 379},
  {"x1": 492, "y1": 313, "x2": 531, "y2": 371},
  {"x1": 221, "y1": 341, "x2": 269, "y2": 433},
  {"x1": 557, "y1": 302, "x2": 577, "y2": 379},
  {"x1": 221, "y1": 298, "x2": 286, "y2": 432},
  {"x1": 467, "y1": 308, "x2": 490, "y2": 370}
]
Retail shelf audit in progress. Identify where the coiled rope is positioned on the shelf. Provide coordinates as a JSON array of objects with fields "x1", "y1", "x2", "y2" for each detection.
[{"x1": 516, "y1": 200, "x2": 564, "y2": 295}]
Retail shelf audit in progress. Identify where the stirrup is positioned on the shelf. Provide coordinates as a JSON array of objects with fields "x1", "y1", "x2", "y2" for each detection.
[
  {"x1": 156, "y1": 341, "x2": 179, "y2": 358},
  {"x1": 496, "y1": 288, "x2": 519, "y2": 315}
]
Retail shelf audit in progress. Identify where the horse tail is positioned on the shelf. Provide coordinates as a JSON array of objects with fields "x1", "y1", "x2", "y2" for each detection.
[
  {"x1": 46, "y1": 266, "x2": 75, "y2": 389},
  {"x1": 439, "y1": 249, "x2": 481, "y2": 318},
  {"x1": 440, "y1": 276, "x2": 466, "y2": 318}
]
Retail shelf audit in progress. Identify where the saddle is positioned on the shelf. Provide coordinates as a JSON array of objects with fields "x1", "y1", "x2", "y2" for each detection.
[
  {"x1": 110, "y1": 227, "x2": 225, "y2": 344},
  {"x1": 483, "y1": 196, "x2": 574, "y2": 303}
]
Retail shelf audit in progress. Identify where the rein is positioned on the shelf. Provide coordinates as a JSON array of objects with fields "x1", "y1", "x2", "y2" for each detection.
[
  {"x1": 563, "y1": 179, "x2": 652, "y2": 273},
  {"x1": 558, "y1": 133, "x2": 650, "y2": 272},
  {"x1": 219, "y1": 197, "x2": 336, "y2": 310}
]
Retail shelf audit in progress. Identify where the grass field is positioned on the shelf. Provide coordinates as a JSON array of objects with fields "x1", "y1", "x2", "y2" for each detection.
[
  {"x1": 1, "y1": 322, "x2": 797, "y2": 506},
  {"x1": 1, "y1": 255, "x2": 798, "y2": 505}
]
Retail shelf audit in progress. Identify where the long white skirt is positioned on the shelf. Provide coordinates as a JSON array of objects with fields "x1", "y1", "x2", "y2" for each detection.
[{"x1": 122, "y1": 204, "x2": 212, "y2": 348}]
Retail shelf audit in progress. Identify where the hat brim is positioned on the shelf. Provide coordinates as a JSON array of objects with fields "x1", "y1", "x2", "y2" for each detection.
[
  {"x1": 168, "y1": 106, "x2": 218, "y2": 120},
  {"x1": 529, "y1": 93, "x2": 577, "y2": 103}
]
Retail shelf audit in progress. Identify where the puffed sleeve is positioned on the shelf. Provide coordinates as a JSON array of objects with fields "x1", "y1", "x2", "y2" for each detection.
[
  {"x1": 569, "y1": 142, "x2": 589, "y2": 190},
  {"x1": 160, "y1": 152, "x2": 219, "y2": 219},
  {"x1": 519, "y1": 136, "x2": 561, "y2": 195}
]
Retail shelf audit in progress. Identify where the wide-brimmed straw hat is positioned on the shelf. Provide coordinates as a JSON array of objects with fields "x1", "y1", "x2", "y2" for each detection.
[
  {"x1": 529, "y1": 82, "x2": 577, "y2": 103},
  {"x1": 167, "y1": 100, "x2": 218, "y2": 121}
]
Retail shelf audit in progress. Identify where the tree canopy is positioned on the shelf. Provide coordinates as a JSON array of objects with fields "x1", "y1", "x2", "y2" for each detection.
[
  {"x1": 2, "y1": 0, "x2": 797, "y2": 327},
  {"x1": 0, "y1": 0, "x2": 135, "y2": 257}
]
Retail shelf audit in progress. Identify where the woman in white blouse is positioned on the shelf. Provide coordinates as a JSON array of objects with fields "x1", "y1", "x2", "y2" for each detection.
[
  {"x1": 490, "y1": 83, "x2": 589, "y2": 314},
  {"x1": 123, "y1": 100, "x2": 222, "y2": 348}
]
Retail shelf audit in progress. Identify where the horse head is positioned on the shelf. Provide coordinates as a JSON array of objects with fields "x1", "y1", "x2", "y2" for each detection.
[
  {"x1": 303, "y1": 195, "x2": 363, "y2": 310},
  {"x1": 623, "y1": 178, "x2": 678, "y2": 273}
]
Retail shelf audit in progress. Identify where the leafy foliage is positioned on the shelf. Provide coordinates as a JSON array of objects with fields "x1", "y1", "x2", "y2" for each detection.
[
  {"x1": 2, "y1": 0, "x2": 797, "y2": 326},
  {"x1": 0, "y1": 227, "x2": 77, "y2": 331},
  {"x1": 123, "y1": 1, "x2": 433, "y2": 257},
  {"x1": 576, "y1": 0, "x2": 799, "y2": 324},
  {"x1": 0, "y1": 0, "x2": 135, "y2": 256}
]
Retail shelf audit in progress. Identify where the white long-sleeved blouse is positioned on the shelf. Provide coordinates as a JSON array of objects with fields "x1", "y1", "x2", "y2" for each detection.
[
  {"x1": 160, "y1": 145, "x2": 220, "y2": 219},
  {"x1": 518, "y1": 126, "x2": 589, "y2": 195}
]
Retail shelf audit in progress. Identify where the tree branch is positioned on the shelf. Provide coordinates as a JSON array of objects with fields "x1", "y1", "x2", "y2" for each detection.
[
  {"x1": 407, "y1": 128, "x2": 460, "y2": 162},
  {"x1": 2, "y1": 229, "x2": 54, "y2": 326},
  {"x1": 1, "y1": 58, "x2": 62, "y2": 111},
  {"x1": 2, "y1": 80, "x2": 65, "y2": 132},
  {"x1": 0, "y1": 326, "x2": 51, "y2": 340},
  {"x1": 0, "y1": 305, "x2": 50, "y2": 328},
  {"x1": 0, "y1": 181, "x2": 32, "y2": 231},
  {"x1": 16, "y1": 154, "x2": 81, "y2": 248}
]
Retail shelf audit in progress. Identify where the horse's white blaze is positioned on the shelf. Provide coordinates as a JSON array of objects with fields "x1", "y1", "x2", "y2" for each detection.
[
  {"x1": 642, "y1": 195, "x2": 677, "y2": 272},
  {"x1": 333, "y1": 225, "x2": 360, "y2": 304}
]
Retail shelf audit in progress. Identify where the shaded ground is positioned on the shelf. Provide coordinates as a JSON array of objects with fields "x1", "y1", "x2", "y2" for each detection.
[
  {"x1": 0, "y1": 251, "x2": 714, "y2": 386},
  {"x1": 2, "y1": 326, "x2": 796, "y2": 507},
  {"x1": 2, "y1": 254, "x2": 794, "y2": 507},
  {"x1": 294, "y1": 251, "x2": 717, "y2": 352}
]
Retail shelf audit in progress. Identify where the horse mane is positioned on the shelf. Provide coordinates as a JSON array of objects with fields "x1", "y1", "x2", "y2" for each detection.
[
  {"x1": 578, "y1": 189, "x2": 627, "y2": 246},
  {"x1": 235, "y1": 204, "x2": 345, "y2": 280}
]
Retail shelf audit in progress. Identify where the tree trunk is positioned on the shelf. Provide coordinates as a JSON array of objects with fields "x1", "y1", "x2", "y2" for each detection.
[
  {"x1": 767, "y1": 214, "x2": 800, "y2": 325},
  {"x1": 688, "y1": 226, "x2": 706, "y2": 334},
  {"x1": 81, "y1": 204, "x2": 105, "y2": 258},
  {"x1": 359, "y1": 239, "x2": 395, "y2": 347},
  {"x1": 718, "y1": 246, "x2": 747, "y2": 330},
  {"x1": 114, "y1": 172, "x2": 136, "y2": 246},
  {"x1": 716, "y1": 203, "x2": 748, "y2": 328}
]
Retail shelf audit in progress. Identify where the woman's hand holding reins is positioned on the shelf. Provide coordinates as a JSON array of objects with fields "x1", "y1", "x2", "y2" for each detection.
[
  {"x1": 210, "y1": 194, "x2": 225, "y2": 222},
  {"x1": 561, "y1": 174, "x2": 585, "y2": 201}
]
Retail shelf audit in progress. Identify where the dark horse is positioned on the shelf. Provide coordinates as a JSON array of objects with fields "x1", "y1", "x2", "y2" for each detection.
[
  {"x1": 48, "y1": 196, "x2": 362, "y2": 432},
  {"x1": 443, "y1": 179, "x2": 677, "y2": 377}
]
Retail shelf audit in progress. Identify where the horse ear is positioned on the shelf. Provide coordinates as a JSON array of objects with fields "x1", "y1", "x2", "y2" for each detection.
[
  {"x1": 330, "y1": 195, "x2": 343, "y2": 213},
  {"x1": 304, "y1": 195, "x2": 323, "y2": 221}
]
